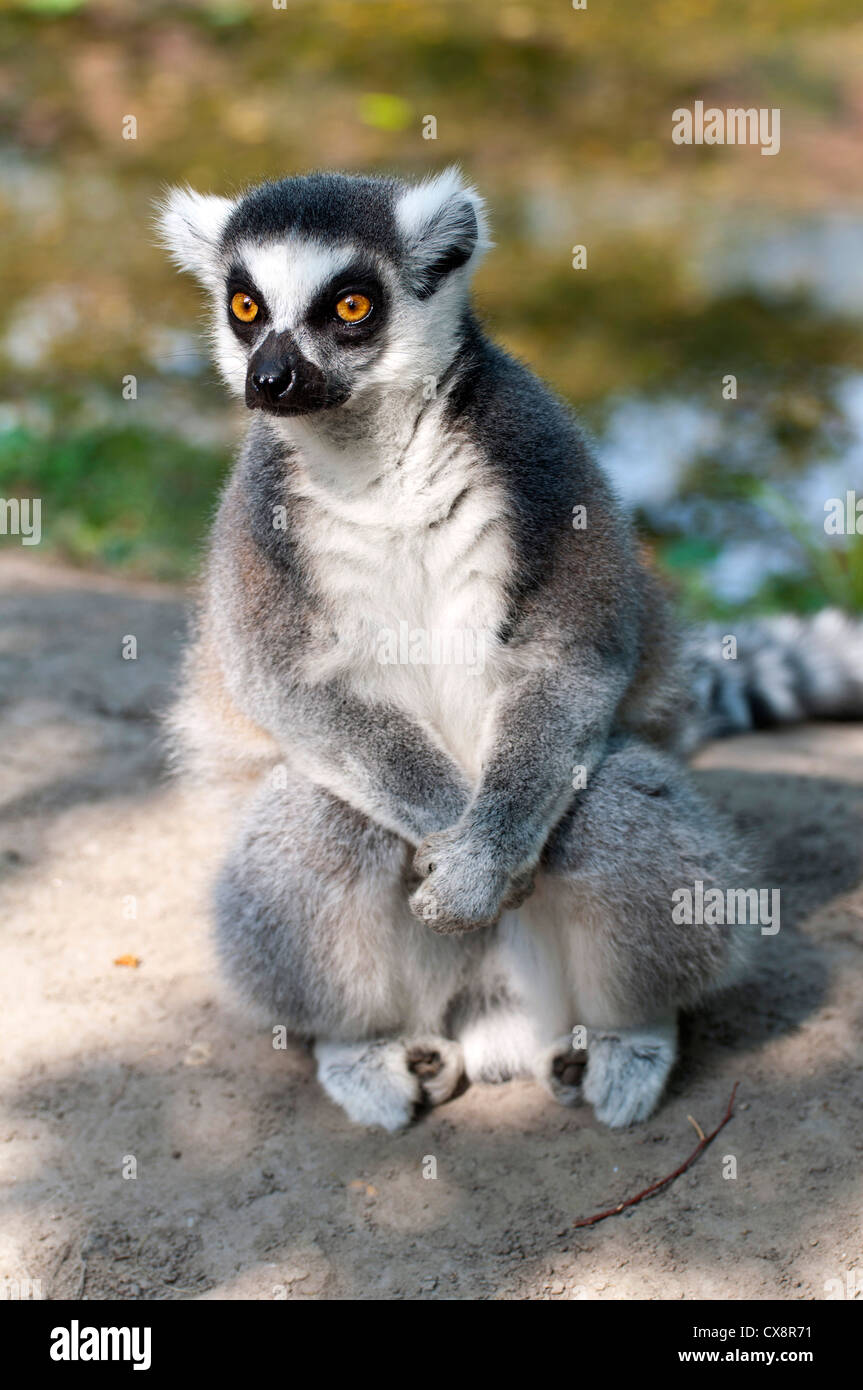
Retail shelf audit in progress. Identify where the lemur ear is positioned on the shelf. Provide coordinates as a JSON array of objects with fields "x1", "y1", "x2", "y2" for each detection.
[
  {"x1": 156, "y1": 186, "x2": 235, "y2": 287},
  {"x1": 395, "y1": 167, "x2": 491, "y2": 299}
]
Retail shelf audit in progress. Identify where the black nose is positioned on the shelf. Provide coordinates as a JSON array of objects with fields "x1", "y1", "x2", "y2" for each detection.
[{"x1": 249, "y1": 361, "x2": 294, "y2": 406}]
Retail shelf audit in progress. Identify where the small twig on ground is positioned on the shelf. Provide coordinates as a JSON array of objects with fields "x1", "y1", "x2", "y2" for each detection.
[
  {"x1": 687, "y1": 1114, "x2": 706, "y2": 1142},
  {"x1": 572, "y1": 1082, "x2": 739, "y2": 1230}
]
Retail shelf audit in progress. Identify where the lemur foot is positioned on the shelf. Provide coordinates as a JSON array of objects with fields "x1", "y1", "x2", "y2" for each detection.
[
  {"x1": 534, "y1": 1034, "x2": 588, "y2": 1106},
  {"x1": 315, "y1": 1037, "x2": 463, "y2": 1131},
  {"x1": 406, "y1": 1038, "x2": 464, "y2": 1106},
  {"x1": 582, "y1": 1021, "x2": 677, "y2": 1128}
]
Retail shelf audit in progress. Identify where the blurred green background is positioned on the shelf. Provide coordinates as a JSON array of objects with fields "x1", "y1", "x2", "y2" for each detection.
[{"x1": 1, "y1": 0, "x2": 862, "y2": 615}]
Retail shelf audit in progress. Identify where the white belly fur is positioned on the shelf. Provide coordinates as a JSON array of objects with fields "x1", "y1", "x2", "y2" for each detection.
[{"x1": 297, "y1": 430, "x2": 512, "y2": 782}]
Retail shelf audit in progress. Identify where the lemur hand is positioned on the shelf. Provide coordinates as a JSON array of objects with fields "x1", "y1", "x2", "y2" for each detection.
[{"x1": 408, "y1": 826, "x2": 536, "y2": 934}]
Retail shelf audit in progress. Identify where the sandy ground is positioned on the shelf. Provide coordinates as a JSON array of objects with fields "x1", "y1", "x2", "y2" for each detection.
[{"x1": 1, "y1": 552, "x2": 862, "y2": 1303}]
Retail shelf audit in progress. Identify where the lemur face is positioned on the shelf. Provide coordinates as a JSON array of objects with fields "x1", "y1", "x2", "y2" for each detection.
[{"x1": 158, "y1": 169, "x2": 489, "y2": 419}]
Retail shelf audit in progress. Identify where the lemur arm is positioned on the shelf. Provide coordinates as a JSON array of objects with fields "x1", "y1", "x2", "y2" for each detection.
[
  {"x1": 405, "y1": 415, "x2": 646, "y2": 932},
  {"x1": 408, "y1": 652, "x2": 630, "y2": 931},
  {"x1": 275, "y1": 678, "x2": 471, "y2": 846},
  {"x1": 463, "y1": 658, "x2": 626, "y2": 866}
]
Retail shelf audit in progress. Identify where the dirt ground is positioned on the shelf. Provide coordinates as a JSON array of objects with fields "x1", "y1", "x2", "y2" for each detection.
[{"x1": 1, "y1": 552, "x2": 862, "y2": 1302}]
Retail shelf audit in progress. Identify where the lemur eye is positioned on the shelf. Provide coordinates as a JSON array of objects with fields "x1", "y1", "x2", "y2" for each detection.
[
  {"x1": 335, "y1": 293, "x2": 372, "y2": 323},
  {"x1": 231, "y1": 292, "x2": 259, "y2": 323}
]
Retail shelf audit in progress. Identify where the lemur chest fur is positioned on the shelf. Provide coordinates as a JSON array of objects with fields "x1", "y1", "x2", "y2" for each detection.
[{"x1": 294, "y1": 423, "x2": 512, "y2": 780}]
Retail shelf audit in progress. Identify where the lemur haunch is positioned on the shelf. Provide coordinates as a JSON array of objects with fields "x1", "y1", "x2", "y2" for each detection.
[{"x1": 159, "y1": 168, "x2": 863, "y2": 1131}]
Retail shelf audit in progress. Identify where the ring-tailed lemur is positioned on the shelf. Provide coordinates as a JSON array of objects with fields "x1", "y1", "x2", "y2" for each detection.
[{"x1": 158, "y1": 169, "x2": 863, "y2": 1131}]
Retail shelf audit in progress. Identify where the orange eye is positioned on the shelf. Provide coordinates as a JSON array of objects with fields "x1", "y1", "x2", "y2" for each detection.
[
  {"x1": 335, "y1": 292, "x2": 372, "y2": 323},
  {"x1": 231, "y1": 291, "x2": 259, "y2": 323}
]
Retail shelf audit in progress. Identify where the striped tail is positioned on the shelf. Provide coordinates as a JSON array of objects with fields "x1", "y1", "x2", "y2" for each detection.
[{"x1": 680, "y1": 609, "x2": 863, "y2": 751}]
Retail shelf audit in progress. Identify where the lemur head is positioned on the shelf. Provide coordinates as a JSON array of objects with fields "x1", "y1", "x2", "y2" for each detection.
[{"x1": 157, "y1": 168, "x2": 489, "y2": 421}]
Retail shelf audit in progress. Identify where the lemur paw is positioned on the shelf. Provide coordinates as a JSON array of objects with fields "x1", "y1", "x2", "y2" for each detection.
[
  {"x1": 534, "y1": 1034, "x2": 589, "y2": 1106},
  {"x1": 409, "y1": 826, "x2": 524, "y2": 934},
  {"x1": 582, "y1": 1024, "x2": 676, "y2": 1128},
  {"x1": 406, "y1": 1038, "x2": 464, "y2": 1106},
  {"x1": 315, "y1": 1037, "x2": 463, "y2": 1131}
]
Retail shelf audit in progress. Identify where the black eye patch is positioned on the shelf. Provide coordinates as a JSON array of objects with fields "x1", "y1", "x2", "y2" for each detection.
[
  {"x1": 225, "y1": 264, "x2": 270, "y2": 342},
  {"x1": 305, "y1": 260, "x2": 388, "y2": 340}
]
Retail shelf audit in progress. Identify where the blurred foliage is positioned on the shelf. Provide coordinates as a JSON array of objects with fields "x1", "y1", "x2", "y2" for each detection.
[
  {"x1": 0, "y1": 0, "x2": 862, "y2": 612},
  {"x1": 0, "y1": 416, "x2": 228, "y2": 578}
]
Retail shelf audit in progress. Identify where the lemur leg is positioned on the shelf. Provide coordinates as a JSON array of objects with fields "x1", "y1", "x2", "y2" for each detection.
[
  {"x1": 523, "y1": 738, "x2": 748, "y2": 1127},
  {"x1": 214, "y1": 772, "x2": 472, "y2": 1130}
]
